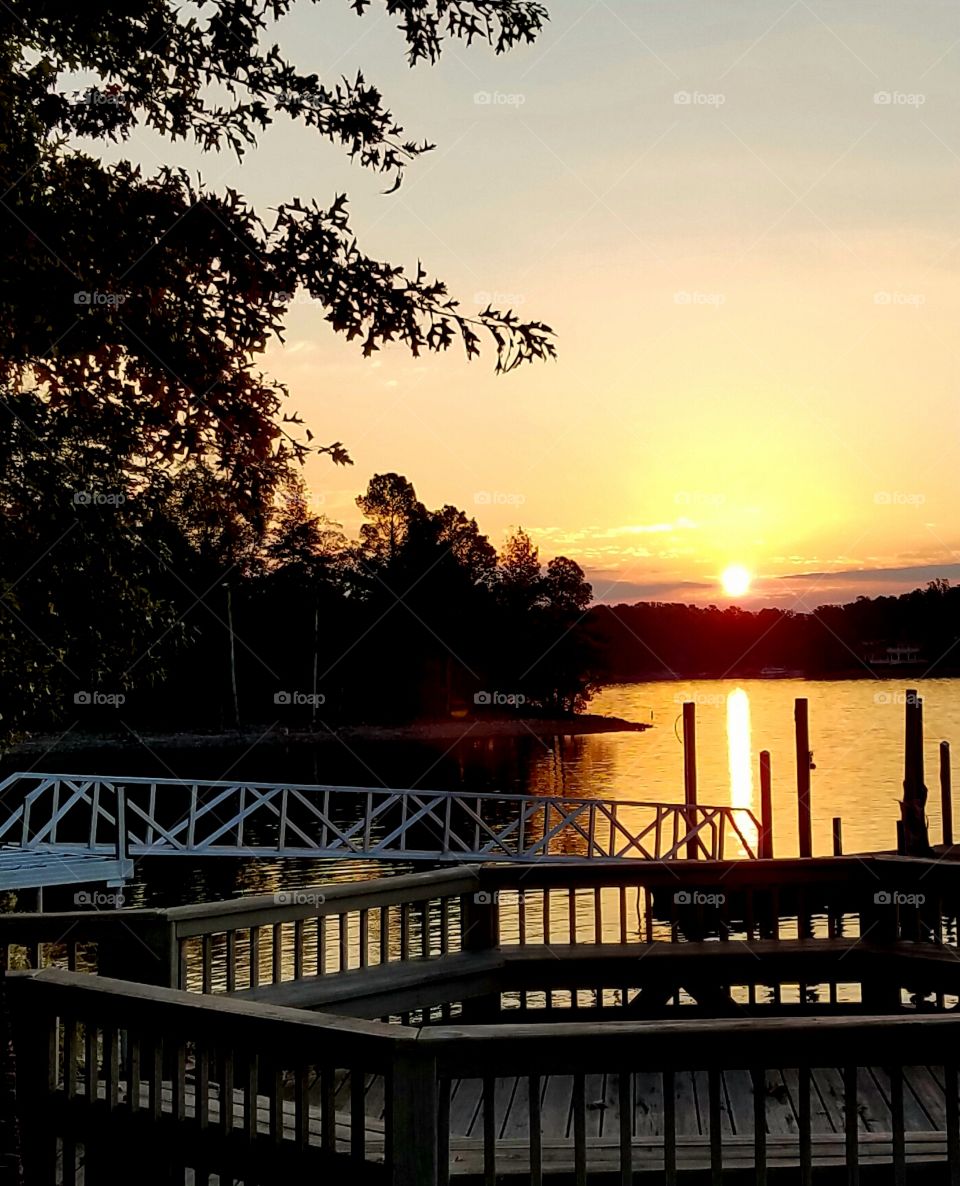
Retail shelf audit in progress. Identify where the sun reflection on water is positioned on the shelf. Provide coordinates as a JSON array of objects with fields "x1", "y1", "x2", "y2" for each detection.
[{"x1": 727, "y1": 687, "x2": 753, "y2": 810}]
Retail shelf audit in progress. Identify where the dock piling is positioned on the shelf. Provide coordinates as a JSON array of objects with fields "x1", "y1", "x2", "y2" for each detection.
[
  {"x1": 795, "y1": 698, "x2": 812, "y2": 858},
  {"x1": 832, "y1": 817, "x2": 843, "y2": 857},
  {"x1": 941, "y1": 741, "x2": 953, "y2": 848},
  {"x1": 759, "y1": 750, "x2": 773, "y2": 859},
  {"x1": 683, "y1": 702, "x2": 698, "y2": 860}
]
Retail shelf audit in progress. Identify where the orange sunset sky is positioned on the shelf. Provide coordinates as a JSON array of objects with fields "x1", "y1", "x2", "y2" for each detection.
[{"x1": 96, "y1": 2, "x2": 960, "y2": 607}]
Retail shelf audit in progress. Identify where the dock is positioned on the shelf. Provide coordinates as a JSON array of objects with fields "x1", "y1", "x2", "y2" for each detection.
[{"x1": 8, "y1": 855, "x2": 960, "y2": 1182}]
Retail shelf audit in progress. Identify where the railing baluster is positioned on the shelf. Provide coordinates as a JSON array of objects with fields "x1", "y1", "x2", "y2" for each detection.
[
  {"x1": 440, "y1": 897, "x2": 451, "y2": 955},
  {"x1": 890, "y1": 1064, "x2": 905, "y2": 1186},
  {"x1": 149, "y1": 1037, "x2": 162, "y2": 1122},
  {"x1": 483, "y1": 1074, "x2": 496, "y2": 1186},
  {"x1": 270, "y1": 1064, "x2": 283, "y2": 1143},
  {"x1": 341, "y1": 911, "x2": 351, "y2": 971},
  {"x1": 173, "y1": 1041, "x2": 186, "y2": 1123},
  {"x1": 197, "y1": 1041, "x2": 210, "y2": 1129},
  {"x1": 293, "y1": 917, "x2": 304, "y2": 978},
  {"x1": 127, "y1": 1032, "x2": 140, "y2": 1113},
  {"x1": 221, "y1": 1048, "x2": 235, "y2": 1134},
  {"x1": 244, "y1": 1053, "x2": 258, "y2": 1143},
  {"x1": 272, "y1": 921, "x2": 283, "y2": 984},
  {"x1": 201, "y1": 935, "x2": 213, "y2": 993},
  {"x1": 321, "y1": 1065, "x2": 336, "y2": 1153},
  {"x1": 752, "y1": 1066, "x2": 766, "y2": 1186},
  {"x1": 401, "y1": 902, "x2": 411, "y2": 960},
  {"x1": 618, "y1": 1070, "x2": 632, "y2": 1186},
  {"x1": 569, "y1": 888, "x2": 577, "y2": 944},
  {"x1": 573, "y1": 1071, "x2": 587, "y2": 1186},
  {"x1": 709, "y1": 1067, "x2": 722, "y2": 1185},
  {"x1": 359, "y1": 908, "x2": 369, "y2": 967},
  {"x1": 844, "y1": 1064, "x2": 858, "y2": 1186},
  {"x1": 946, "y1": 1062, "x2": 959, "y2": 1186},
  {"x1": 250, "y1": 926, "x2": 260, "y2": 988},
  {"x1": 226, "y1": 931, "x2": 236, "y2": 992},
  {"x1": 351, "y1": 1066, "x2": 366, "y2": 1162},
  {"x1": 295, "y1": 1064, "x2": 309, "y2": 1149},
  {"x1": 438, "y1": 1076, "x2": 452, "y2": 1186},
  {"x1": 104, "y1": 1026, "x2": 119, "y2": 1110},
  {"x1": 663, "y1": 1068, "x2": 677, "y2": 1186},
  {"x1": 529, "y1": 1073, "x2": 543, "y2": 1186}
]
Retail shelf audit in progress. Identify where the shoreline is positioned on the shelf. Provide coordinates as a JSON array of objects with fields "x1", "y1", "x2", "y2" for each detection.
[{"x1": 4, "y1": 713, "x2": 652, "y2": 755}]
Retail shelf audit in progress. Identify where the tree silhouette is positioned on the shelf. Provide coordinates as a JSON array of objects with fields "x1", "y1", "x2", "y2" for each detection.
[
  {"x1": 0, "y1": 1, "x2": 555, "y2": 743},
  {"x1": 1, "y1": 0, "x2": 554, "y2": 510}
]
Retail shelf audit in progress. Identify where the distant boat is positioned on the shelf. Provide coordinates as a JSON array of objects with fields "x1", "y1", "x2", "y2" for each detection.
[{"x1": 759, "y1": 666, "x2": 803, "y2": 678}]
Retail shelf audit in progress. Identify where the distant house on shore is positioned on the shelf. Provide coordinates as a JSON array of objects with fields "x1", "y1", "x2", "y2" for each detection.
[{"x1": 862, "y1": 640, "x2": 925, "y2": 667}]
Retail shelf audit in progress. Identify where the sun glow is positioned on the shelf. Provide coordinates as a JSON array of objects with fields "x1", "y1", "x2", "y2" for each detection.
[{"x1": 720, "y1": 564, "x2": 752, "y2": 597}]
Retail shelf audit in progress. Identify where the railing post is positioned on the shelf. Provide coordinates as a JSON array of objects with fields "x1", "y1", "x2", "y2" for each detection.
[
  {"x1": 460, "y1": 887, "x2": 498, "y2": 954},
  {"x1": 460, "y1": 883, "x2": 500, "y2": 1021},
  {"x1": 97, "y1": 917, "x2": 179, "y2": 988},
  {"x1": 9, "y1": 977, "x2": 58, "y2": 1184},
  {"x1": 759, "y1": 751, "x2": 773, "y2": 860},
  {"x1": 115, "y1": 784, "x2": 127, "y2": 862},
  {"x1": 795, "y1": 698, "x2": 812, "y2": 857},
  {"x1": 683, "y1": 702, "x2": 698, "y2": 860},
  {"x1": 389, "y1": 1045, "x2": 439, "y2": 1186}
]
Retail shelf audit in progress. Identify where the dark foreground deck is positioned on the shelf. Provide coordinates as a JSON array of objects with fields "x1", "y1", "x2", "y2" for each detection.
[
  {"x1": 10, "y1": 856, "x2": 960, "y2": 1184},
  {"x1": 75, "y1": 1063, "x2": 952, "y2": 1178}
]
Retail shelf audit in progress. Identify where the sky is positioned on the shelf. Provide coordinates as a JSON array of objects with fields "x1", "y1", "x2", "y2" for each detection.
[{"x1": 104, "y1": 1, "x2": 960, "y2": 609}]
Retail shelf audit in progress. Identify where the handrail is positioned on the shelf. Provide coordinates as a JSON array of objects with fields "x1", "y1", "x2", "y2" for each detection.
[{"x1": 0, "y1": 772, "x2": 762, "y2": 862}]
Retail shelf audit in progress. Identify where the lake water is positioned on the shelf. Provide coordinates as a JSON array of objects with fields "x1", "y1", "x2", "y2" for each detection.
[{"x1": 7, "y1": 677, "x2": 958, "y2": 907}]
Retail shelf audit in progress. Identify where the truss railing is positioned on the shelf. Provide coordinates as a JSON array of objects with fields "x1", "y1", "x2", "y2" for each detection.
[{"x1": 0, "y1": 773, "x2": 761, "y2": 862}]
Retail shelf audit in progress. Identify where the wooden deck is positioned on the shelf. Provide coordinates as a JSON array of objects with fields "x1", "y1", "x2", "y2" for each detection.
[
  {"x1": 329, "y1": 1065, "x2": 953, "y2": 1173},
  {"x1": 87, "y1": 1064, "x2": 951, "y2": 1177},
  {"x1": 0, "y1": 844, "x2": 132, "y2": 890}
]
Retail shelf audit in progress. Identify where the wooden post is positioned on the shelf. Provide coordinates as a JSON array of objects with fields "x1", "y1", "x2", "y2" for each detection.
[
  {"x1": 832, "y1": 817, "x2": 843, "y2": 857},
  {"x1": 759, "y1": 751, "x2": 773, "y2": 860},
  {"x1": 901, "y1": 689, "x2": 930, "y2": 855},
  {"x1": 795, "y1": 698, "x2": 812, "y2": 858},
  {"x1": 389, "y1": 1047, "x2": 439, "y2": 1186},
  {"x1": 683, "y1": 702, "x2": 698, "y2": 860},
  {"x1": 941, "y1": 741, "x2": 953, "y2": 848},
  {"x1": 115, "y1": 784, "x2": 127, "y2": 863}
]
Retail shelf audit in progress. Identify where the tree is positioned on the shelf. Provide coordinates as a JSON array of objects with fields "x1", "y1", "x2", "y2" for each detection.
[
  {"x1": 356, "y1": 473, "x2": 429, "y2": 566},
  {"x1": 266, "y1": 474, "x2": 331, "y2": 579},
  {"x1": 0, "y1": 1, "x2": 555, "y2": 741},
  {"x1": 543, "y1": 556, "x2": 592, "y2": 615},
  {"x1": 432, "y1": 505, "x2": 499, "y2": 589},
  {"x1": 498, "y1": 528, "x2": 545, "y2": 612},
  {"x1": 1, "y1": 1, "x2": 555, "y2": 511}
]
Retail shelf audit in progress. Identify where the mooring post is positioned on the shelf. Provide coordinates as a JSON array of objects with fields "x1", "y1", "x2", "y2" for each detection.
[
  {"x1": 901, "y1": 689, "x2": 930, "y2": 855},
  {"x1": 683, "y1": 701, "x2": 698, "y2": 860},
  {"x1": 795, "y1": 698, "x2": 812, "y2": 857},
  {"x1": 832, "y1": 817, "x2": 843, "y2": 857},
  {"x1": 941, "y1": 741, "x2": 953, "y2": 848},
  {"x1": 759, "y1": 750, "x2": 773, "y2": 859}
]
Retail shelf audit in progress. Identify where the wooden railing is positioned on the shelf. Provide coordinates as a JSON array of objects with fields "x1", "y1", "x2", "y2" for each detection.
[
  {"x1": 0, "y1": 771, "x2": 762, "y2": 862},
  {"x1": 167, "y1": 867, "x2": 477, "y2": 994},
  {"x1": 6, "y1": 856, "x2": 960, "y2": 996},
  {"x1": 9, "y1": 967, "x2": 409, "y2": 1186},
  {"x1": 11, "y1": 967, "x2": 960, "y2": 1184}
]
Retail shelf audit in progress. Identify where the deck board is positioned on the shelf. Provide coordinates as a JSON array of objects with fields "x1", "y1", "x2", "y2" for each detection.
[{"x1": 89, "y1": 1066, "x2": 952, "y2": 1176}]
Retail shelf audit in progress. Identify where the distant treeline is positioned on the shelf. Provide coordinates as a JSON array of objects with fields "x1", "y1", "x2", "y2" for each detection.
[
  {"x1": 0, "y1": 455, "x2": 594, "y2": 740},
  {"x1": 587, "y1": 579, "x2": 960, "y2": 680}
]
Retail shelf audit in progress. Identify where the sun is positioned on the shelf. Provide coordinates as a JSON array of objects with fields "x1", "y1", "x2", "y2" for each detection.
[{"x1": 720, "y1": 564, "x2": 752, "y2": 597}]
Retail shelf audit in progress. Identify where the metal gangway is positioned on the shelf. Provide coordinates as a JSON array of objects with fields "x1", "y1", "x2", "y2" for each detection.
[{"x1": 0, "y1": 773, "x2": 761, "y2": 883}]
